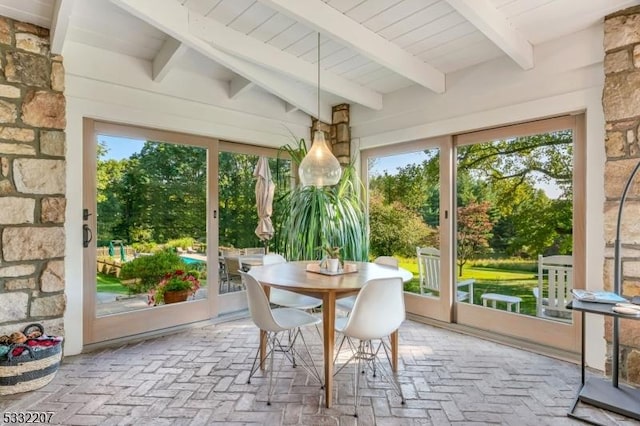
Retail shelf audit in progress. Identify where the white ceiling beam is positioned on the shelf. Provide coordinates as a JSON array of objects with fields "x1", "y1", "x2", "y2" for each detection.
[
  {"x1": 50, "y1": 0, "x2": 74, "y2": 55},
  {"x1": 445, "y1": 0, "x2": 533, "y2": 70},
  {"x1": 211, "y1": 47, "x2": 331, "y2": 121},
  {"x1": 113, "y1": 0, "x2": 381, "y2": 111},
  {"x1": 229, "y1": 76, "x2": 254, "y2": 99},
  {"x1": 256, "y1": 0, "x2": 445, "y2": 94},
  {"x1": 187, "y1": 13, "x2": 382, "y2": 110},
  {"x1": 284, "y1": 102, "x2": 298, "y2": 113},
  {"x1": 111, "y1": 0, "x2": 332, "y2": 121},
  {"x1": 152, "y1": 37, "x2": 188, "y2": 82}
]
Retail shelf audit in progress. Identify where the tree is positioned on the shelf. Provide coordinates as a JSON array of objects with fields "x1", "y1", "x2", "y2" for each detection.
[
  {"x1": 218, "y1": 151, "x2": 259, "y2": 248},
  {"x1": 369, "y1": 194, "x2": 436, "y2": 257},
  {"x1": 457, "y1": 201, "x2": 494, "y2": 276},
  {"x1": 457, "y1": 131, "x2": 573, "y2": 199},
  {"x1": 96, "y1": 143, "x2": 130, "y2": 244},
  {"x1": 134, "y1": 142, "x2": 207, "y2": 242}
]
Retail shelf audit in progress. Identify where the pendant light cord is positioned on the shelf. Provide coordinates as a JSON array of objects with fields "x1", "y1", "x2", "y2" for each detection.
[{"x1": 317, "y1": 32, "x2": 320, "y2": 123}]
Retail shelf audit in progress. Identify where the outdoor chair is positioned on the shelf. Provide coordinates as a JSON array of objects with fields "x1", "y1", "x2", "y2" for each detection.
[
  {"x1": 262, "y1": 253, "x2": 322, "y2": 310},
  {"x1": 241, "y1": 272, "x2": 323, "y2": 405},
  {"x1": 220, "y1": 248, "x2": 242, "y2": 293},
  {"x1": 336, "y1": 256, "x2": 399, "y2": 314},
  {"x1": 534, "y1": 254, "x2": 573, "y2": 321},
  {"x1": 333, "y1": 277, "x2": 406, "y2": 417},
  {"x1": 416, "y1": 247, "x2": 474, "y2": 303}
]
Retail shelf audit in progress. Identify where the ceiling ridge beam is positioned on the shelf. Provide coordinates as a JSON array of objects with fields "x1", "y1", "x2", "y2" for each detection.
[
  {"x1": 445, "y1": 0, "x2": 533, "y2": 70},
  {"x1": 50, "y1": 0, "x2": 75, "y2": 54},
  {"x1": 256, "y1": 0, "x2": 445, "y2": 93},
  {"x1": 153, "y1": 37, "x2": 188, "y2": 82},
  {"x1": 112, "y1": 0, "x2": 333, "y2": 121}
]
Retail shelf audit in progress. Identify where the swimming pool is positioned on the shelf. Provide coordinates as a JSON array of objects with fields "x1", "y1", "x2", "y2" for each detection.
[{"x1": 181, "y1": 256, "x2": 206, "y2": 266}]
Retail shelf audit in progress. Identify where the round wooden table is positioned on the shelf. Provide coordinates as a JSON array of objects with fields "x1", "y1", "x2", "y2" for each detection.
[{"x1": 248, "y1": 261, "x2": 412, "y2": 408}]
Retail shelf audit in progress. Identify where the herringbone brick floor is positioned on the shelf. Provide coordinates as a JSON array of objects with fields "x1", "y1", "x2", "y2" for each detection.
[{"x1": 2, "y1": 318, "x2": 639, "y2": 425}]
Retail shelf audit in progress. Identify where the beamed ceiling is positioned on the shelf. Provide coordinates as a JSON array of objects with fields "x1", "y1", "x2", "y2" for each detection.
[{"x1": 1, "y1": 0, "x2": 638, "y2": 122}]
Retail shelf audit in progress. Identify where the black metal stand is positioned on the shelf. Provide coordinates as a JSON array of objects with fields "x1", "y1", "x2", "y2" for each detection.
[{"x1": 567, "y1": 301, "x2": 640, "y2": 424}]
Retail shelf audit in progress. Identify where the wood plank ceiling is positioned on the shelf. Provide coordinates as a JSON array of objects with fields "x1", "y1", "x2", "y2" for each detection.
[{"x1": 1, "y1": 0, "x2": 638, "y2": 120}]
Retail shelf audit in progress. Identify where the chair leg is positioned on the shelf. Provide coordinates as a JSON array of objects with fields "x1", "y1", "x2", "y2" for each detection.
[
  {"x1": 377, "y1": 338, "x2": 405, "y2": 404},
  {"x1": 353, "y1": 340, "x2": 364, "y2": 418},
  {"x1": 267, "y1": 334, "x2": 276, "y2": 405},
  {"x1": 248, "y1": 327, "x2": 323, "y2": 403},
  {"x1": 293, "y1": 328, "x2": 323, "y2": 387},
  {"x1": 339, "y1": 337, "x2": 405, "y2": 416}
]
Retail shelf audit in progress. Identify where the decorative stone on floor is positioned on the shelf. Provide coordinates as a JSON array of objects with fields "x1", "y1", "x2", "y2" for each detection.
[{"x1": 1, "y1": 319, "x2": 638, "y2": 425}]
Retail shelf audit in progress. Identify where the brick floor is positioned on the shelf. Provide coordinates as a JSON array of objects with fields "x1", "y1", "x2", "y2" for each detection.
[{"x1": 2, "y1": 318, "x2": 639, "y2": 425}]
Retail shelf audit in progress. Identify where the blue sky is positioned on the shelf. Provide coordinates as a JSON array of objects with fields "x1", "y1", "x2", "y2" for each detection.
[
  {"x1": 369, "y1": 150, "x2": 431, "y2": 177},
  {"x1": 98, "y1": 135, "x2": 145, "y2": 160}
]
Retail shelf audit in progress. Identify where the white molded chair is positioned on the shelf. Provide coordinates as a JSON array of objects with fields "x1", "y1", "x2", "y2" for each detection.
[
  {"x1": 416, "y1": 247, "x2": 475, "y2": 303},
  {"x1": 534, "y1": 255, "x2": 573, "y2": 321},
  {"x1": 334, "y1": 277, "x2": 406, "y2": 417},
  {"x1": 336, "y1": 256, "x2": 399, "y2": 313},
  {"x1": 241, "y1": 271, "x2": 323, "y2": 405},
  {"x1": 262, "y1": 254, "x2": 322, "y2": 310}
]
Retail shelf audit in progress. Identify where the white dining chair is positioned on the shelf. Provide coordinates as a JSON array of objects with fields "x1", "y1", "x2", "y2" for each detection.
[
  {"x1": 263, "y1": 254, "x2": 322, "y2": 310},
  {"x1": 335, "y1": 256, "x2": 399, "y2": 314},
  {"x1": 241, "y1": 271, "x2": 323, "y2": 405},
  {"x1": 333, "y1": 276, "x2": 406, "y2": 417}
]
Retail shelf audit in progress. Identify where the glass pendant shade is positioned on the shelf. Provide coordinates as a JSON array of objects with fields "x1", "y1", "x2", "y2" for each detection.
[{"x1": 298, "y1": 131, "x2": 342, "y2": 187}]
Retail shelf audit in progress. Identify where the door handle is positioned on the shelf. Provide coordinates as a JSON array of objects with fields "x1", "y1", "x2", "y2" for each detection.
[{"x1": 83, "y1": 224, "x2": 92, "y2": 248}]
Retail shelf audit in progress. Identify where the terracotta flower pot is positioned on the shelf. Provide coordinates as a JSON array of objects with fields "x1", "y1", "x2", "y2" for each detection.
[{"x1": 163, "y1": 289, "x2": 190, "y2": 304}]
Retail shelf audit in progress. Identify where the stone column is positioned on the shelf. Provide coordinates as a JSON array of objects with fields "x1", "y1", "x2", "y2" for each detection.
[
  {"x1": 309, "y1": 103, "x2": 351, "y2": 167},
  {"x1": 602, "y1": 5, "x2": 640, "y2": 385},
  {"x1": 332, "y1": 104, "x2": 350, "y2": 166},
  {"x1": 0, "y1": 16, "x2": 66, "y2": 338}
]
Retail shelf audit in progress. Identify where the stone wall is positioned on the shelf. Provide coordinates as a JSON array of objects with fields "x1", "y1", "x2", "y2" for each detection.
[
  {"x1": 603, "y1": 5, "x2": 640, "y2": 385},
  {"x1": 310, "y1": 103, "x2": 351, "y2": 166},
  {"x1": 0, "y1": 17, "x2": 66, "y2": 338}
]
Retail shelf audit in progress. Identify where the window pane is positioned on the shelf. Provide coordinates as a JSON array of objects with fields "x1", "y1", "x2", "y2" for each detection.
[
  {"x1": 217, "y1": 151, "x2": 291, "y2": 294},
  {"x1": 456, "y1": 129, "x2": 574, "y2": 321},
  {"x1": 96, "y1": 135, "x2": 208, "y2": 315},
  {"x1": 367, "y1": 149, "x2": 440, "y2": 297}
]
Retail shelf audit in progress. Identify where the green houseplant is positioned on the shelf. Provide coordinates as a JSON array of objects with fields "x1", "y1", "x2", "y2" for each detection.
[
  {"x1": 276, "y1": 136, "x2": 368, "y2": 262},
  {"x1": 322, "y1": 245, "x2": 342, "y2": 272}
]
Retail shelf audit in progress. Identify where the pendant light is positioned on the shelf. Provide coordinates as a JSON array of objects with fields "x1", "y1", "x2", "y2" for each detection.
[{"x1": 298, "y1": 33, "x2": 342, "y2": 187}]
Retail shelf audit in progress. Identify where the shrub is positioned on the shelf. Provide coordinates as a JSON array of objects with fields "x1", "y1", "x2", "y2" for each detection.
[
  {"x1": 120, "y1": 249, "x2": 186, "y2": 292},
  {"x1": 131, "y1": 242, "x2": 159, "y2": 254},
  {"x1": 166, "y1": 237, "x2": 196, "y2": 250}
]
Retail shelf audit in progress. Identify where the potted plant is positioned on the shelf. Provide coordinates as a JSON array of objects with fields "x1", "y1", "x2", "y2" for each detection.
[
  {"x1": 322, "y1": 246, "x2": 342, "y2": 272},
  {"x1": 148, "y1": 270, "x2": 200, "y2": 305},
  {"x1": 276, "y1": 137, "x2": 368, "y2": 262}
]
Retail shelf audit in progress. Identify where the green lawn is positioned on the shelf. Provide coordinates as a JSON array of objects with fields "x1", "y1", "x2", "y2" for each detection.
[
  {"x1": 97, "y1": 273, "x2": 131, "y2": 295},
  {"x1": 398, "y1": 257, "x2": 539, "y2": 316}
]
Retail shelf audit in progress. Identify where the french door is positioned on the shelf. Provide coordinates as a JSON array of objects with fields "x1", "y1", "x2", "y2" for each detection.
[
  {"x1": 362, "y1": 115, "x2": 585, "y2": 353},
  {"x1": 82, "y1": 119, "x2": 219, "y2": 345}
]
